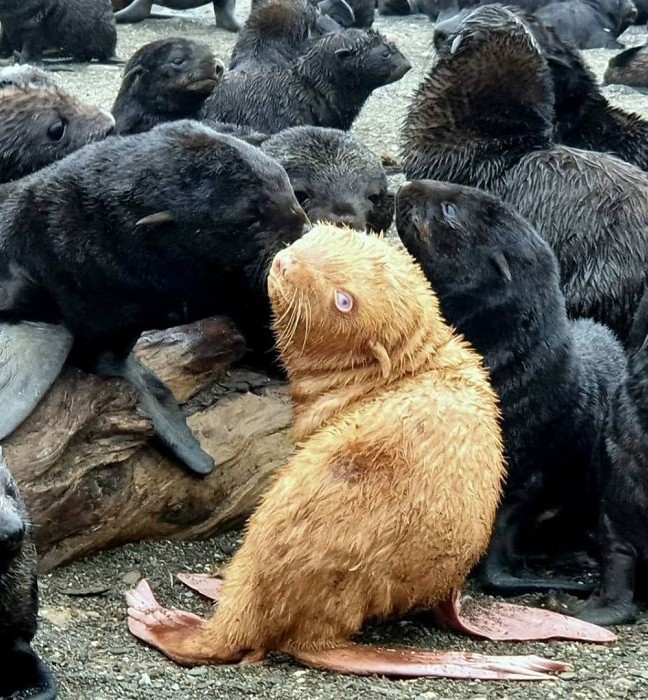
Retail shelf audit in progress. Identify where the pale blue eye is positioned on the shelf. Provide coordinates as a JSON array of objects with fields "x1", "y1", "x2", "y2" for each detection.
[{"x1": 335, "y1": 290, "x2": 354, "y2": 312}]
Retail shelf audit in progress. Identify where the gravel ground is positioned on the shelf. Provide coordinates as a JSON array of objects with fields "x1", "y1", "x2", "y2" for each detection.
[{"x1": 27, "y1": 5, "x2": 648, "y2": 700}]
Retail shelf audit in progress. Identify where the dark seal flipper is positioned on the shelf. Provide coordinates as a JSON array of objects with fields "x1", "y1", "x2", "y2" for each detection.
[
  {"x1": 317, "y1": 0, "x2": 356, "y2": 27},
  {"x1": 0, "y1": 640, "x2": 58, "y2": 700},
  {"x1": 95, "y1": 351, "x2": 215, "y2": 476},
  {"x1": 0, "y1": 322, "x2": 73, "y2": 440},
  {"x1": 114, "y1": 0, "x2": 155, "y2": 22},
  {"x1": 212, "y1": 0, "x2": 241, "y2": 32}
]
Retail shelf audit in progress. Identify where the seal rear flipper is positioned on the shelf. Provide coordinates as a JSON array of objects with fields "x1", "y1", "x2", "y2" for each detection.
[
  {"x1": 0, "y1": 641, "x2": 58, "y2": 700},
  {"x1": 291, "y1": 645, "x2": 568, "y2": 680},
  {"x1": 433, "y1": 589, "x2": 617, "y2": 643},
  {"x1": 0, "y1": 322, "x2": 73, "y2": 440},
  {"x1": 177, "y1": 572, "x2": 224, "y2": 601},
  {"x1": 114, "y1": 0, "x2": 155, "y2": 22}
]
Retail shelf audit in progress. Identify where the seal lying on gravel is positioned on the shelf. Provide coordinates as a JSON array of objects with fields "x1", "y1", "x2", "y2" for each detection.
[
  {"x1": 535, "y1": 0, "x2": 637, "y2": 50},
  {"x1": 604, "y1": 42, "x2": 648, "y2": 89},
  {"x1": 0, "y1": 0, "x2": 118, "y2": 64},
  {"x1": 114, "y1": 0, "x2": 241, "y2": 32},
  {"x1": 112, "y1": 38, "x2": 224, "y2": 135},
  {"x1": 570, "y1": 292, "x2": 648, "y2": 625},
  {"x1": 261, "y1": 126, "x2": 394, "y2": 232},
  {"x1": 229, "y1": 0, "x2": 354, "y2": 72},
  {"x1": 0, "y1": 447, "x2": 58, "y2": 700},
  {"x1": 0, "y1": 74, "x2": 115, "y2": 182},
  {"x1": 396, "y1": 179, "x2": 626, "y2": 596},
  {"x1": 0, "y1": 120, "x2": 309, "y2": 475},
  {"x1": 402, "y1": 4, "x2": 648, "y2": 343},
  {"x1": 125, "y1": 224, "x2": 614, "y2": 679},
  {"x1": 202, "y1": 29, "x2": 411, "y2": 133},
  {"x1": 432, "y1": 11, "x2": 648, "y2": 172}
]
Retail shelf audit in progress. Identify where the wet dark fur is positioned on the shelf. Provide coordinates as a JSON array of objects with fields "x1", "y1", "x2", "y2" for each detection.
[
  {"x1": 535, "y1": 0, "x2": 637, "y2": 50},
  {"x1": 572, "y1": 290, "x2": 648, "y2": 625},
  {"x1": 201, "y1": 29, "x2": 410, "y2": 133},
  {"x1": 229, "y1": 0, "x2": 320, "y2": 72},
  {"x1": 0, "y1": 0, "x2": 117, "y2": 64},
  {"x1": 261, "y1": 126, "x2": 393, "y2": 232},
  {"x1": 0, "y1": 120, "x2": 309, "y2": 472},
  {"x1": 112, "y1": 38, "x2": 223, "y2": 135},
  {"x1": 346, "y1": 0, "x2": 376, "y2": 26},
  {"x1": 401, "y1": 4, "x2": 648, "y2": 342},
  {"x1": 433, "y1": 13, "x2": 648, "y2": 172},
  {"x1": 604, "y1": 42, "x2": 648, "y2": 89},
  {"x1": 395, "y1": 179, "x2": 626, "y2": 595},
  {"x1": 0, "y1": 78, "x2": 114, "y2": 183},
  {"x1": 0, "y1": 451, "x2": 57, "y2": 699}
]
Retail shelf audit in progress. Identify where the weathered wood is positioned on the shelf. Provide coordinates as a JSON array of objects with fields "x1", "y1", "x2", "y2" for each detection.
[{"x1": 3, "y1": 317, "x2": 293, "y2": 572}]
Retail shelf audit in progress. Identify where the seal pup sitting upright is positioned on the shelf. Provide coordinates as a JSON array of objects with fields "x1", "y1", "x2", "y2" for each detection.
[
  {"x1": 0, "y1": 120, "x2": 309, "y2": 475},
  {"x1": 261, "y1": 126, "x2": 394, "y2": 232},
  {"x1": 125, "y1": 224, "x2": 613, "y2": 678},
  {"x1": 112, "y1": 39, "x2": 225, "y2": 135},
  {"x1": 0, "y1": 447, "x2": 57, "y2": 700},
  {"x1": 395, "y1": 179, "x2": 626, "y2": 596},
  {"x1": 401, "y1": 4, "x2": 648, "y2": 343},
  {"x1": 201, "y1": 29, "x2": 411, "y2": 133}
]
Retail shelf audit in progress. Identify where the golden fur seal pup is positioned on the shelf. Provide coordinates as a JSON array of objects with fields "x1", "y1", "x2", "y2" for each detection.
[{"x1": 126, "y1": 224, "x2": 613, "y2": 680}]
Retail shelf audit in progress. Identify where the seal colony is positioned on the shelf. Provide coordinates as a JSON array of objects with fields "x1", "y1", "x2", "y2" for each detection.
[{"x1": 0, "y1": 1, "x2": 647, "y2": 695}]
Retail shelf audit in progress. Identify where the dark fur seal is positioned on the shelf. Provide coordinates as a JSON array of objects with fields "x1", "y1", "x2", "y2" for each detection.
[
  {"x1": 0, "y1": 75, "x2": 115, "y2": 183},
  {"x1": 401, "y1": 4, "x2": 648, "y2": 343},
  {"x1": 112, "y1": 38, "x2": 224, "y2": 135},
  {"x1": 433, "y1": 12, "x2": 648, "y2": 172},
  {"x1": 395, "y1": 179, "x2": 626, "y2": 595},
  {"x1": 261, "y1": 126, "x2": 393, "y2": 232},
  {"x1": 201, "y1": 29, "x2": 410, "y2": 133},
  {"x1": 229, "y1": 0, "x2": 353, "y2": 73},
  {"x1": 571, "y1": 291, "x2": 648, "y2": 625},
  {"x1": 604, "y1": 43, "x2": 648, "y2": 89},
  {"x1": 535, "y1": 0, "x2": 637, "y2": 50},
  {"x1": 0, "y1": 447, "x2": 58, "y2": 700},
  {"x1": 0, "y1": 0, "x2": 117, "y2": 64},
  {"x1": 0, "y1": 120, "x2": 309, "y2": 474},
  {"x1": 114, "y1": 0, "x2": 241, "y2": 32}
]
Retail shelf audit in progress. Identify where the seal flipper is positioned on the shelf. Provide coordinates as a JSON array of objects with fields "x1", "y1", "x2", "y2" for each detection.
[
  {"x1": 95, "y1": 352, "x2": 215, "y2": 476},
  {"x1": 177, "y1": 572, "x2": 224, "y2": 600},
  {"x1": 433, "y1": 589, "x2": 617, "y2": 643},
  {"x1": 126, "y1": 580, "x2": 566, "y2": 679},
  {"x1": 292, "y1": 646, "x2": 568, "y2": 680},
  {"x1": 0, "y1": 640, "x2": 58, "y2": 700},
  {"x1": 0, "y1": 322, "x2": 73, "y2": 440},
  {"x1": 114, "y1": 0, "x2": 155, "y2": 23}
]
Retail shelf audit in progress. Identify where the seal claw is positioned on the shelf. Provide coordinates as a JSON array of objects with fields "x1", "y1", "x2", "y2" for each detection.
[{"x1": 176, "y1": 572, "x2": 224, "y2": 601}]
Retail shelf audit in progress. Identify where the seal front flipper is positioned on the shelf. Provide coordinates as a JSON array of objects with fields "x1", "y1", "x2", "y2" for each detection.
[
  {"x1": 292, "y1": 646, "x2": 568, "y2": 680},
  {"x1": 177, "y1": 572, "x2": 224, "y2": 600},
  {"x1": 0, "y1": 640, "x2": 58, "y2": 700},
  {"x1": 433, "y1": 589, "x2": 616, "y2": 643},
  {"x1": 0, "y1": 322, "x2": 73, "y2": 440},
  {"x1": 95, "y1": 351, "x2": 215, "y2": 476}
]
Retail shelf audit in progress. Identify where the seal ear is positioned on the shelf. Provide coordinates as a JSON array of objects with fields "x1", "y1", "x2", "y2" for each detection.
[
  {"x1": 490, "y1": 251, "x2": 512, "y2": 283},
  {"x1": 369, "y1": 340, "x2": 392, "y2": 379},
  {"x1": 122, "y1": 64, "x2": 145, "y2": 87},
  {"x1": 136, "y1": 211, "x2": 175, "y2": 227}
]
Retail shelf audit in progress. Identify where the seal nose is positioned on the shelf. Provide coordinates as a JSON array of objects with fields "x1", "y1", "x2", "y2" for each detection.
[
  {"x1": 0, "y1": 504, "x2": 25, "y2": 557},
  {"x1": 214, "y1": 59, "x2": 225, "y2": 78},
  {"x1": 272, "y1": 249, "x2": 297, "y2": 277}
]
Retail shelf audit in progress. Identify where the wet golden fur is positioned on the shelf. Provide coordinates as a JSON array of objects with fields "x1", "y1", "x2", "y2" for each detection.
[{"x1": 161, "y1": 224, "x2": 505, "y2": 663}]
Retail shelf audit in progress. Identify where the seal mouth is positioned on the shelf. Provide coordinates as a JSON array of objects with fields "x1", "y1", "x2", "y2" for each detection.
[{"x1": 184, "y1": 77, "x2": 221, "y2": 93}]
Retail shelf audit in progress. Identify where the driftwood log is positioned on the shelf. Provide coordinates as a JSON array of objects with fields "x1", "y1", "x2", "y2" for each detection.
[{"x1": 3, "y1": 317, "x2": 294, "y2": 572}]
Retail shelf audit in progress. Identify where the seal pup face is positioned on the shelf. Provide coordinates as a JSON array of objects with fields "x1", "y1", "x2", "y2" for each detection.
[
  {"x1": 0, "y1": 449, "x2": 27, "y2": 571},
  {"x1": 261, "y1": 126, "x2": 392, "y2": 233},
  {"x1": 395, "y1": 179, "x2": 558, "y2": 304},
  {"x1": 401, "y1": 4, "x2": 554, "y2": 184},
  {"x1": 0, "y1": 82, "x2": 115, "y2": 183},
  {"x1": 119, "y1": 38, "x2": 224, "y2": 107},
  {"x1": 267, "y1": 223, "x2": 441, "y2": 373}
]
